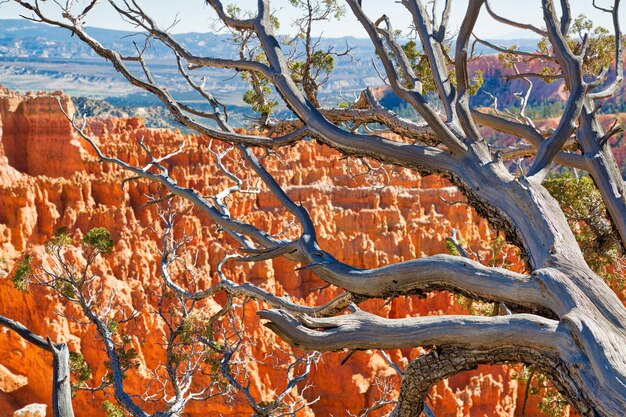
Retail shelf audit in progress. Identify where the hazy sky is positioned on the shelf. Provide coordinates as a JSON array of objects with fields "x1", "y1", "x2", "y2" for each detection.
[{"x1": 1, "y1": 0, "x2": 623, "y2": 39}]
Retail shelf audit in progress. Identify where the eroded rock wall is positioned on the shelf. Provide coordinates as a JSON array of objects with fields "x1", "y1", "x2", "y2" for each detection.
[{"x1": 0, "y1": 88, "x2": 573, "y2": 417}]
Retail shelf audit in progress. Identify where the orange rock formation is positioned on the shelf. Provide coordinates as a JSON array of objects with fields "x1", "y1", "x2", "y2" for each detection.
[{"x1": 0, "y1": 87, "x2": 575, "y2": 416}]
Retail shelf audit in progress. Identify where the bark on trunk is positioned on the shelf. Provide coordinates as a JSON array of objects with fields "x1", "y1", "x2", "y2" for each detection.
[{"x1": 51, "y1": 343, "x2": 75, "y2": 417}]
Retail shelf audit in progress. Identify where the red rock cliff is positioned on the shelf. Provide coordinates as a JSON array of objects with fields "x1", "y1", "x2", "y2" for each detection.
[{"x1": 0, "y1": 87, "x2": 576, "y2": 417}]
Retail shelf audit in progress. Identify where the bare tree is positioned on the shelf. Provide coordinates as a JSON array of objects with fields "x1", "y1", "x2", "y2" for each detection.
[
  {"x1": 6, "y1": 0, "x2": 626, "y2": 416},
  {"x1": 11, "y1": 203, "x2": 324, "y2": 417}
]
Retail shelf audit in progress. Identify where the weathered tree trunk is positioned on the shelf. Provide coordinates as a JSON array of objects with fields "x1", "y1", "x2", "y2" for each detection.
[
  {"x1": 51, "y1": 343, "x2": 75, "y2": 417},
  {"x1": 446, "y1": 147, "x2": 626, "y2": 416},
  {"x1": 261, "y1": 148, "x2": 626, "y2": 416}
]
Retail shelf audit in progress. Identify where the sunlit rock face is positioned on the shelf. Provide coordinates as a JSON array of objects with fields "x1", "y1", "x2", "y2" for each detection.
[{"x1": 0, "y1": 87, "x2": 578, "y2": 416}]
